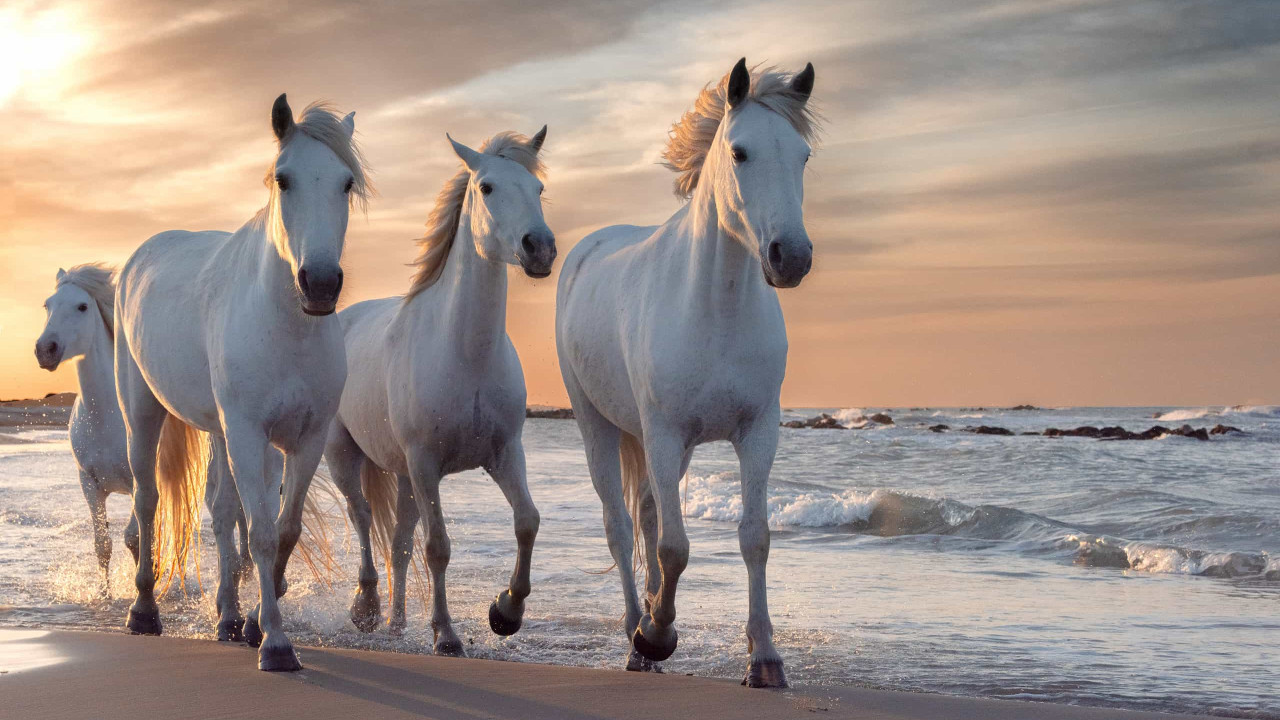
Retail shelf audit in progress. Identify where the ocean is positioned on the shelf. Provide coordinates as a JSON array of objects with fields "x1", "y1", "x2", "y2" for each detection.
[{"x1": 1, "y1": 405, "x2": 1276, "y2": 718}]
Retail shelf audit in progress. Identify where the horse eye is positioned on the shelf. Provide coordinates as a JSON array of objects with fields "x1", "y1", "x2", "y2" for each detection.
[
  {"x1": 804, "y1": 153, "x2": 811, "y2": 164},
  {"x1": 343, "y1": 178, "x2": 354, "y2": 194},
  {"x1": 731, "y1": 146, "x2": 748, "y2": 163},
  {"x1": 480, "y1": 182, "x2": 493, "y2": 196},
  {"x1": 276, "y1": 174, "x2": 290, "y2": 192},
  {"x1": 538, "y1": 186, "x2": 544, "y2": 196},
  {"x1": 77, "y1": 303, "x2": 88, "y2": 312}
]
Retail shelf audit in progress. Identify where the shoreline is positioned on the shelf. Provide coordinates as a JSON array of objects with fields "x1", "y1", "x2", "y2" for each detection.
[{"x1": 0, "y1": 628, "x2": 1212, "y2": 719}]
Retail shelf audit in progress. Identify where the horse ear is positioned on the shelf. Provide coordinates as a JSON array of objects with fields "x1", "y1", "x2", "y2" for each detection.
[
  {"x1": 726, "y1": 58, "x2": 750, "y2": 108},
  {"x1": 791, "y1": 62, "x2": 815, "y2": 101},
  {"x1": 271, "y1": 93, "x2": 295, "y2": 142},
  {"x1": 341, "y1": 111, "x2": 356, "y2": 138},
  {"x1": 447, "y1": 134, "x2": 483, "y2": 170},
  {"x1": 529, "y1": 125, "x2": 548, "y2": 154},
  {"x1": 56, "y1": 268, "x2": 66, "y2": 281}
]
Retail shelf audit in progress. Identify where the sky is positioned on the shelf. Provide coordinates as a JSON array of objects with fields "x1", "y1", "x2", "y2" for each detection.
[{"x1": 2, "y1": 0, "x2": 1278, "y2": 407}]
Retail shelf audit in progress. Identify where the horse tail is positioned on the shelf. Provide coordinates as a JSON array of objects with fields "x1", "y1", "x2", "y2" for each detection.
[
  {"x1": 153, "y1": 414, "x2": 209, "y2": 594},
  {"x1": 361, "y1": 461, "x2": 400, "y2": 582},
  {"x1": 292, "y1": 477, "x2": 344, "y2": 588},
  {"x1": 619, "y1": 431, "x2": 650, "y2": 589}
]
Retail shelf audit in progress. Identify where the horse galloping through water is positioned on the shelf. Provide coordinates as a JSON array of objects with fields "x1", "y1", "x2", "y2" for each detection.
[
  {"x1": 555, "y1": 59, "x2": 818, "y2": 687},
  {"x1": 114, "y1": 94, "x2": 370, "y2": 671},
  {"x1": 322, "y1": 128, "x2": 554, "y2": 654}
]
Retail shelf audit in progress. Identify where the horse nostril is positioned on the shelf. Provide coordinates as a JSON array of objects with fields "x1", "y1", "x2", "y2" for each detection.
[
  {"x1": 521, "y1": 234, "x2": 535, "y2": 255},
  {"x1": 48, "y1": 341, "x2": 59, "y2": 355},
  {"x1": 333, "y1": 269, "x2": 344, "y2": 296},
  {"x1": 297, "y1": 267, "x2": 310, "y2": 294},
  {"x1": 768, "y1": 242, "x2": 784, "y2": 268}
]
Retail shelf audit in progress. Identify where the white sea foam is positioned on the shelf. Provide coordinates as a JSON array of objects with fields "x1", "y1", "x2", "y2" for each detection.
[
  {"x1": 833, "y1": 407, "x2": 867, "y2": 428},
  {"x1": 682, "y1": 472, "x2": 879, "y2": 528}
]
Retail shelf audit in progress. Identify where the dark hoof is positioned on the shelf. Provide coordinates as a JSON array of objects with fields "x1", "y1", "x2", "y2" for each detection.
[
  {"x1": 217, "y1": 617, "x2": 245, "y2": 642},
  {"x1": 626, "y1": 648, "x2": 663, "y2": 673},
  {"x1": 126, "y1": 605, "x2": 163, "y2": 636},
  {"x1": 258, "y1": 644, "x2": 302, "y2": 672},
  {"x1": 243, "y1": 616, "x2": 263, "y2": 648},
  {"x1": 350, "y1": 594, "x2": 381, "y2": 634},
  {"x1": 488, "y1": 591, "x2": 523, "y2": 636},
  {"x1": 631, "y1": 617, "x2": 677, "y2": 662},
  {"x1": 742, "y1": 658, "x2": 788, "y2": 688},
  {"x1": 434, "y1": 638, "x2": 466, "y2": 658}
]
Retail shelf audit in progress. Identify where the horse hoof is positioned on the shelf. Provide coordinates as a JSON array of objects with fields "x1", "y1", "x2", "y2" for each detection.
[
  {"x1": 631, "y1": 617, "x2": 677, "y2": 662},
  {"x1": 217, "y1": 617, "x2": 245, "y2": 643},
  {"x1": 126, "y1": 605, "x2": 163, "y2": 636},
  {"x1": 626, "y1": 648, "x2": 663, "y2": 673},
  {"x1": 742, "y1": 657, "x2": 788, "y2": 688},
  {"x1": 434, "y1": 638, "x2": 466, "y2": 658},
  {"x1": 258, "y1": 644, "x2": 302, "y2": 672},
  {"x1": 488, "y1": 591, "x2": 523, "y2": 636},
  {"x1": 388, "y1": 616, "x2": 407, "y2": 637},
  {"x1": 243, "y1": 616, "x2": 263, "y2": 648},
  {"x1": 350, "y1": 598, "x2": 381, "y2": 634}
]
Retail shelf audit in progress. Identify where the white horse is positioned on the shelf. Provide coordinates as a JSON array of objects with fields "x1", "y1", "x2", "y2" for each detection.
[
  {"x1": 322, "y1": 128, "x2": 553, "y2": 654},
  {"x1": 555, "y1": 59, "x2": 817, "y2": 687},
  {"x1": 114, "y1": 95, "x2": 369, "y2": 671}
]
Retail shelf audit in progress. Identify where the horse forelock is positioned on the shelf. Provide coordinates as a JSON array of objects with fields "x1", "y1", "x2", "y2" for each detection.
[
  {"x1": 662, "y1": 66, "x2": 821, "y2": 200},
  {"x1": 262, "y1": 101, "x2": 374, "y2": 212},
  {"x1": 57, "y1": 263, "x2": 117, "y2": 340},
  {"x1": 405, "y1": 130, "x2": 545, "y2": 301}
]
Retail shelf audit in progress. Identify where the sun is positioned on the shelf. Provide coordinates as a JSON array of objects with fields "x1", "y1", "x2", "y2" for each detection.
[{"x1": 0, "y1": 6, "x2": 91, "y2": 107}]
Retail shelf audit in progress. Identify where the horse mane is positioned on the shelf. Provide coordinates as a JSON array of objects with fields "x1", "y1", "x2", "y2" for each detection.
[
  {"x1": 662, "y1": 66, "x2": 820, "y2": 199},
  {"x1": 405, "y1": 131, "x2": 546, "y2": 300},
  {"x1": 264, "y1": 101, "x2": 373, "y2": 212},
  {"x1": 58, "y1": 263, "x2": 116, "y2": 340}
]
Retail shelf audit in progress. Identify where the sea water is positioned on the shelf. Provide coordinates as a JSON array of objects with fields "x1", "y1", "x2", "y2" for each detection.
[{"x1": 1, "y1": 406, "x2": 1276, "y2": 717}]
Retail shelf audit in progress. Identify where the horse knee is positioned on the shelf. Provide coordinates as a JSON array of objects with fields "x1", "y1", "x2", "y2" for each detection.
[
  {"x1": 247, "y1": 523, "x2": 278, "y2": 563},
  {"x1": 425, "y1": 534, "x2": 451, "y2": 572},
  {"x1": 737, "y1": 518, "x2": 770, "y2": 564}
]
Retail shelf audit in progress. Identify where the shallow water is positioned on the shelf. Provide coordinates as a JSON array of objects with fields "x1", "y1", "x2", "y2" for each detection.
[{"x1": 1, "y1": 407, "x2": 1277, "y2": 717}]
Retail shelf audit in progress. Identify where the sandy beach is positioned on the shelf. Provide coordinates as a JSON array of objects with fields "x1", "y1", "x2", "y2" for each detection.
[{"x1": 0, "y1": 629, "x2": 1213, "y2": 720}]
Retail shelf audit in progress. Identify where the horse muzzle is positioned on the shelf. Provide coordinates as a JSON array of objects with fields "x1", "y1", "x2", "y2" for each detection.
[
  {"x1": 35, "y1": 337, "x2": 63, "y2": 371},
  {"x1": 762, "y1": 238, "x2": 813, "y2": 289},
  {"x1": 297, "y1": 264, "x2": 344, "y2": 316},
  {"x1": 517, "y1": 231, "x2": 557, "y2": 279}
]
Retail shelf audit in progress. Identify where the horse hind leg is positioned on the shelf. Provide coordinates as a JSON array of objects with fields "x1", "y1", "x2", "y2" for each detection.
[
  {"x1": 387, "y1": 474, "x2": 420, "y2": 636},
  {"x1": 115, "y1": 334, "x2": 168, "y2": 636},
  {"x1": 405, "y1": 454, "x2": 462, "y2": 657},
  {"x1": 325, "y1": 421, "x2": 381, "y2": 633},
  {"x1": 206, "y1": 436, "x2": 245, "y2": 642},
  {"x1": 484, "y1": 437, "x2": 540, "y2": 638},
  {"x1": 80, "y1": 475, "x2": 111, "y2": 592}
]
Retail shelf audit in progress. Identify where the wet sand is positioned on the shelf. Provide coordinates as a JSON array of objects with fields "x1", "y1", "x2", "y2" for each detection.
[{"x1": 0, "y1": 629, "x2": 1209, "y2": 719}]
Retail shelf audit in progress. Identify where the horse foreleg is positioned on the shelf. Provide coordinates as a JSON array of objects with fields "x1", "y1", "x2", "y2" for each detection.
[
  {"x1": 387, "y1": 475, "x2": 419, "y2": 636},
  {"x1": 632, "y1": 427, "x2": 688, "y2": 663},
  {"x1": 207, "y1": 437, "x2": 245, "y2": 642},
  {"x1": 123, "y1": 509, "x2": 140, "y2": 566},
  {"x1": 80, "y1": 474, "x2": 111, "y2": 592},
  {"x1": 406, "y1": 454, "x2": 460, "y2": 656},
  {"x1": 273, "y1": 432, "x2": 324, "y2": 599},
  {"x1": 734, "y1": 417, "x2": 787, "y2": 688},
  {"x1": 224, "y1": 420, "x2": 298, "y2": 671},
  {"x1": 484, "y1": 437, "x2": 540, "y2": 638},
  {"x1": 324, "y1": 421, "x2": 380, "y2": 633}
]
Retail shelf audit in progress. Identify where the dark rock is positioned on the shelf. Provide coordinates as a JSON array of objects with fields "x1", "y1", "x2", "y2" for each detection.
[
  {"x1": 1169, "y1": 424, "x2": 1209, "y2": 441},
  {"x1": 809, "y1": 414, "x2": 846, "y2": 429},
  {"x1": 968, "y1": 425, "x2": 1014, "y2": 436},
  {"x1": 1209, "y1": 424, "x2": 1245, "y2": 435},
  {"x1": 929, "y1": 424, "x2": 949, "y2": 433},
  {"x1": 1006, "y1": 404, "x2": 1040, "y2": 411},
  {"x1": 1075, "y1": 542, "x2": 1130, "y2": 569},
  {"x1": 1020, "y1": 431, "x2": 1040, "y2": 436},
  {"x1": 781, "y1": 420, "x2": 806, "y2": 429},
  {"x1": 525, "y1": 407, "x2": 575, "y2": 420},
  {"x1": 868, "y1": 413, "x2": 894, "y2": 425}
]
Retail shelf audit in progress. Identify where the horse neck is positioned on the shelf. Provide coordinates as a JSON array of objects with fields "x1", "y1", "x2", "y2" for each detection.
[
  {"x1": 74, "y1": 318, "x2": 117, "y2": 418},
  {"x1": 404, "y1": 215, "x2": 508, "y2": 362},
  {"x1": 677, "y1": 180, "x2": 771, "y2": 309}
]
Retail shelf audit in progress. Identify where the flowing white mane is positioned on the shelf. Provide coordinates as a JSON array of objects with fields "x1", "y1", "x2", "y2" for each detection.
[
  {"x1": 264, "y1": 101, "x2": 373, "y2": 212},
  {"x1": 405, "y1": 131, "x2": 546, "y2": 300},
  {"x1": 663, "y1": 66, "x2": 820, "y2": 199},
  {"x1": 58, "y1": 263, "x2": 117, "y2": 339}
]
